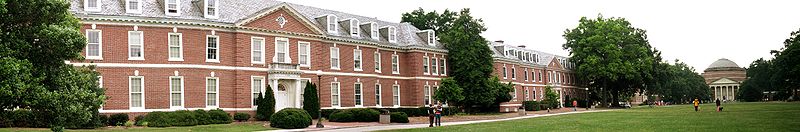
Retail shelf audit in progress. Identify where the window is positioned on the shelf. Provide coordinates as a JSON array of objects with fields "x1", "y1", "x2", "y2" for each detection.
[
  {"x1": 204, "y1": 0, "x2": 218, "y2": 18},
  {"x1": 298, "y1": 42, "x2": 310, "y2": 67},
  {"x1": 126, "y1": 0, "x2": 142, "y2": 14},
  {"x1": 370, "y1": 23, "x2": 379, "y2": 40},
  {"x1": 374, "y1": 51, "x2": 381, "y2": 72},
  {"x1": 524, "y1": 69, "x2": 529, "y2": 81},
  {"x1": 275, "y1": 37, "x2": 289, "y2": 63},
  {"x1": 84, "y1": 0, "x2": 101, "y2": 12},
  {"x1": 168, "y1": 33, "x2": 183, "y2": 61},
  {"x1": 354, "y1": 83, "x2": 363, "y2": 106},
  {"x1": 251, "y1": 76, "x2": 264, "y2": 107},
  {"x1": 511, "y1": 66, "x2": 516, "y2": 80},
  {"x1": 548, "y1": 71, "x2": 552, "y2": 83},
  {"x1": 391, "y1": 54, "x2": 399, "y2": 74},
  {"x1": 165, "y1": 0, "x2": 180, "y2": 16},
  {"x1": 427, "y1": 31, "x2": 435, "y2": 46},
  {"x1": 354, "y1": 49, "x2": 362, "y2": 71},
  {"x1": 129, "y1": 76, "x2": 144, "y2": 109},
  {"x1": 431, "y1": 58, "x2": 438, "y2": 75},
  {"x1": 206, "y1": 77, "x2": 218, "y2": 107},
  {"x1": 251, "y1": 37, "x2": 265, "y2": 64},
  {"x1": 440, "y1": 58, "x2": 446, "y2": 75},
  {"x1": 86, "y1": 30, "x2": 102, "y2": 59},
  {"x1": 128, "y1": 31, "x2": 144, "y2": 60},
  {"x1": 331, "y1": 82, "x2": 340, "y2": 107},
  {"x1": 375, "y1": 84, "x2": 381, "y2": 106},
  {"x1": 538, "y1": 70, "x2": 543, "y2": 82},
  {"x1": 502, "y1": 65, "x2": 507, "y2": 79},
  {"x1": 206, "y1": 35, "x2": 219, "y2": 62},
  {"x1": 525, "y1": 88, "x2": 530, "y2": 101},
  {"x1": 392, "y1": 85, "x2": 400, "y2": 107},
  {"x1": 388, "y1": 27, "x2": 397, "y2": 43},
  {"x1": 532, "y1": 88, "x2": 537, "y2": 100},
  {"x1": 170, "y1": 76, "x2": 183, "y2": 108},
  {"x1": 511, "y1": 87, "x2": 517, "y2": 100},
  {"x1": 422, "y1": 56, "x2": 429, "y2": 75},
  {"x1": 327, "y1": 15, "x2": 338, "y2": 33},
  {"x1": 350, "y1": 19, "x2": 360, "y2": 37},
  {"x1": 532, "y1": 71, "x2": 536, "y2": 82},
  {"x1": 330, "y1": 47, "x2": 340, "y2": 70},
  {"x1": 423, "y1": 85, "x2": 431, "y2": 105}
]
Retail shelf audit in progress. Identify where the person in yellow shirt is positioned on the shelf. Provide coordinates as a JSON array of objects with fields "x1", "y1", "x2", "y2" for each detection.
[{"x1": 693, "y1": 99, "x2": 699, "y2": 112}]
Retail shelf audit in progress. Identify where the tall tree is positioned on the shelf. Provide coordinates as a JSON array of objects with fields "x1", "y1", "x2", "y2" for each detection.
[
  {"x1": 562, "y1": 15, "x2": 658, "y2": 107},
  {"x1": 434, "y1": 78, "x2": 464, "y2": 107},
  {"x1": 256, "y1": 85, "x2": 275, "y2": 121},
  {"x1": 772, "y1": 28, "x2": 800, "y2": 100},
  {"x1": 0, "y1": 0, "x2": 105, "y2": 130},
  {"x1": 302, "y1": 82, "x2": 320, "y2": 119}
]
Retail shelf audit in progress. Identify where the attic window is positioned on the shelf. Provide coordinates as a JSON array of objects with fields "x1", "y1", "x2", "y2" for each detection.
[
  {"x1": 204, "y1": 0, "x2": 218, "y2": 18},
  {"x1": 126, "y1": 0, "x2": 142, "y2": 14},
  {"x1": 84, "y1": 0, "x2": 101, "y2": 12},
  {"x1": 388, "y1": 26, "x2": 397, "y2": 43},
  {"x1": 350, "y1": 19, "x2": 360, "y2": 37},
  {"x1": 427, "y1": 31, "x2": 435, "y2": 46},
  {"x1": 327, "y1": 15, "x2": 338, "y2": 33},
  {"x1": 370, "y1": 23, "x2": 379, "y2": 40},
  {"x1": 165, "y1": 0, "x2": 181, "y2": 16}
]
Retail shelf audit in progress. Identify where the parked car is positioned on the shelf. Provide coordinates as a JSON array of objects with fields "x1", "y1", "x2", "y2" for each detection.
[{"x1": 618, "y1": 102, "x2": 632, "y2": 108}]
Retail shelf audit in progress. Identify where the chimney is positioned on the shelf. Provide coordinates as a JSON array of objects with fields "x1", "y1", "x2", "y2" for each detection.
[
  {"x1": 494, "y1": 40, "x2": 504, "y2": 44},
  {"x1": 517, "y1": 45, "x2": 526, "y2": 48}
]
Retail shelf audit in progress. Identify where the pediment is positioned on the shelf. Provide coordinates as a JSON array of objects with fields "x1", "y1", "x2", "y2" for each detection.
[
  {"x1": 236, "y1": 4, "x2": 324, "y2": 35},
  {"x1": 711, "y1": 78, "x2": 739, "y2": 84}
]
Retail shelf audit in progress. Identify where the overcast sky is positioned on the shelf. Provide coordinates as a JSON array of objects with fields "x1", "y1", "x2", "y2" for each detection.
[{"x1": 281, "y1": 0, "x2": 800, "y2": 72}]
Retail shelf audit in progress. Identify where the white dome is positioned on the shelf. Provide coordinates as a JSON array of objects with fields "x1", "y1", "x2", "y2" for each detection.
[{"x1": 707, "y1": 58, "x2": 740, "y2": 69}]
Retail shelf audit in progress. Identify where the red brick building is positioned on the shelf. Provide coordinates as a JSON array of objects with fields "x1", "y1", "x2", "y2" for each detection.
[{"x1": 69, "y1": 0, "x2": 584, "y2": 115}]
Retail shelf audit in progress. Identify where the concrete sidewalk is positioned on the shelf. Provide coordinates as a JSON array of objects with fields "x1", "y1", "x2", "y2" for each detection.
[{"x1": 263, "y1": 109, "x2": 617, "y2": 132}]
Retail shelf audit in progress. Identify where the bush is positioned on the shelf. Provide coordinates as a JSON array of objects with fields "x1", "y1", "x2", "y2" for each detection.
[
  {"x1": 269, "y1": 108, "x2": 312, "y2": 129},
  {"x1": 234, "y1": 113, "x2": 251, "y2": 122},
  {"x1": 207, "y1": 109, "x2": 233, "y2": 124},
  {"x1": 171, "y1": 110, "x2": 199, "y2": 126},
  {"x1": 109, "y1": 113, "x2": 129, "y2": 126},
  {"x1": 303, "y1": 82, "x2": 320, "y2": 119},
  {"x1": 194, "y1": 110, "x2": 211, "y2": 125},
  {"x1": 523, "y1": 101, "x2": 539, "y2": 111},
  {"x1": 390, "y1": 112, "x2": 409, "y2": 123},
  {"x1": 328, "y1": 108, "x2": 379, "y2": 122},
  {"x1": 256, "y1": 86, "x2": 276, "y2": 121},
  {"x1": 97, "y1": 114, "x2": 109, "y2": 126},
  {"x1": 321, "y1": 109, "x2": 339, "y2": 119},
  {"x1": 134, "y1": 115, "x2": 145, "y2": 126},
  {"x1": 124, "y1": 121, "x2": 134, "y2": 128},
  {"x1": 143, "y1": 112, "x2": 174, "y2": 127}
]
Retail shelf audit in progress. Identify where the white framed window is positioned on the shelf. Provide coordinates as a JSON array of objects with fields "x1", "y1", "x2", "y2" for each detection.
[
  {"x1": 548, "y1": 71, "x2": 553, "y2": 83},
  {"x1": 524, "y1": 68, "x2": 529, "y2": 81},
  {"x1": 86, "y1": 30, "x2": 102, "y2": 60},
  {"x1": 331, "y1": 81, "x2": 341, "y2": 107},
  {"x1": 274, "y1": 37, "x2": 289, "y2": 63},
  {"x1": 392, "y1": 84, "x2": 400, "y2": 107},
  {"x1": 532, "y1": 70, "x2": 537, "y2": 82},
  {"x1": 251, "y1": 76, "x2": 265, "y2": 107},
  {"x1": 327, "y1": 15, "x2": 338, "y2": 33},
  {"x1": 511, "y1": 87, "x2": 517, "y2": 100},
  {"x1": 533, "y1": 88, "x2": 538, "y2": 100},
  {"x1": 98, "y1": 76, "x2": 103, "y2": 88},
  {"x1": 298, "y1": 42, "x2": 311, "y2": 67},
  {"x1": 206, "y1": 35, "x2": 219, "y2": 62},
  {"x1": 128, "y1": 31, "x2": 144, "y2": 60},
  {"x1": 165, "y1": 0, "x2": 181, "y2": 16},
  {"x1": 511, "y1": 66, "x2": 516, "y2": 80},
  {"x1": 129, "y1": 76, "x2": 144, "y2": 109},
  {"x1": 206, "y1": 77, "x2": 219, "y2": 108},
  {"x1": 538, "y1": 70, "x2": 543, "y2": 82},
  {"x1": 391, "y1": 54, "x2": 399, "y2": 74},
  {"x1": 525, "y1": 88, "x2": 530, "y2": 101},
  {"x1": 431, "y1": 58, "x2": 438, "y2": 75},
  {"x1": 374, "y1": 51, "x2": 381, "y2": 72},
  {"x1": 168, "y1": 33, "x2": 183, "y2": 61},
  {"x1": 126, "y1": 0, "x2": 142, "y2": 14},
  {"x1": 422, "y1": 56, "x2": 429, "y2": 75},
  {"x1": 440, "y1": 58, "x2": 446, "y2": 76},
  {"x1": 354, "y1": 49, "x2": 362, "y2": 71},
  {"x1": 350, "y1": 19, "x2": 360, "y2": 37},
  {"x1": 204, "y1": 0, "x2": 219, "y2": 18},
  {"x1": 251, "y1": 37, "x2": 265, "y2": 64},
  {"x1": 330, "y1": 47, "x2": 340, "y2": 70},
  {"x1": 169, "y1": 76, "x2": 184, "y2": 109},
  {"x1": 375, "y1": 83, "x2": 381, "y2": 106},
  {"x1": 84, "y1": 0, "x2": 101, "y2": 12},
  {"x1": 502, "y1": 65, "x2": 507, "y2": 79},
  {"x1": 427, "y1": 31, "x2": 435, "y2": 46},
  {"x1": 388, "y1": 26, "x2": 397, "y2": 43},
  {"x1": 423, "y1": 85, "x2": 431, "y2": 105},
  {"x1": 354, "y1": 83, "x2": 363, "y2": 107},
  {"x1": 370, "y1": 23, "x2": 379, "y2": 40}
]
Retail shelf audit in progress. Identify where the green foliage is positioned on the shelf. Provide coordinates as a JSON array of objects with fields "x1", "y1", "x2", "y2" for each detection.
[
  {"x1": 543, "y1": 86, "x2": 560, "y2": 109},
  {"x1": 390, "y1": 112, "x2": 410, "y2": 123},
  {"x1": 328, "y1": 108, "x2": 380, "y2": 122},
  {"x1": 134, "y1": 115, "x2": 146, "y2": 126},
  {"x1": 269, "y1": 108, "x2": 312, "y2": 129},
  {"x1": 207, "y1": 109, "x2": 233, "y2": 124},
  {"x1": 256, "y1": 85, "x2": 276, "y2": 121},
  {"x1": 194, "y1": 109, "x2": 211, "y2": 125},
  {"x1": 109, "y1": 113, "x2": 129, "y2": 126},
  {"x1": 741, "y1": 28, "x2": 800, "y2": 101},
  {"x1": 523, "y1": 101, "x2": 539, "y2": 111},
  {"x1": 123, "y1": 121, "x2": 134, "y2": 128},
  {"x1": 303, "y1": 82, "x2": 320, "y2": 119},
  {"x1": 233, "y1": 113, "x2": 251, "y2": 122},
  {"x1": 142, "y1": 112, "x2": 173, "y2": 127},
  {"x1": 434, "y1": 78, "x2": 464, "y2": 106},
  {"x1": 647, "y1": 60, "x2": 711, "y2": 103},
  {"x1": 142, "y1": 110, "x2": 231, "y2": 127},
  {"x1": 97, "y1": 114, "x2": 109, "y2": 127}
]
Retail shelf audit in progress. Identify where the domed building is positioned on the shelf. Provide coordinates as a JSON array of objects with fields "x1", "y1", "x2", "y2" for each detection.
[{"x1": 702, "y1": 58, "x2": 746, "y2": 101}]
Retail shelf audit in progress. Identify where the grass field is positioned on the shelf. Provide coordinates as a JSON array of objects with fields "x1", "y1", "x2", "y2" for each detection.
[
  {"x1": 0, "y1": 122, "x2": 274, "y2": 132},
  {"x1": 385, "y1": 102, "x2": 800, "y2": 132}
]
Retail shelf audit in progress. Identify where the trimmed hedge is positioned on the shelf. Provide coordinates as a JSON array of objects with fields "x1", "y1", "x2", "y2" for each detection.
[
  {"x1": 523, "y1": 101, "x2": 540, "y2": 111},
  {"x1": 329, "y1": 108, "x2": 379, "y2": 122},
  {"x1": 143, "y1": 109, "x2": 233, "y2": 127},
  {"x1": 234, "y1": 113, "x2": 251, "y2": 122},
  {"x1": 134, "y1": 115, "x2": 146, "y2": 126},
  {"x1": 109, "y1": 113, "x2": 129, "y2": 126},
  {"x1": 320, "y1": 107, "x2": 459, "y2": 119},
  {"x1": 207, "y1": 109, "x2": 233, "y2": 124},
  {"x1": 270, "y1": 108, "x2": 312, "y2": 129},
  {"x1": 390, "y1": 112, "x2": 409, "y2": 123},
  {"x1": 0, "y1": 109, "x2": 48, "y2": 128}
]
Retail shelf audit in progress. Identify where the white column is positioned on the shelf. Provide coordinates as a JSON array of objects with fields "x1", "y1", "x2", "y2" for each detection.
[{"x1": 295, "y1": 79, "x2": 301, "y2": 108}]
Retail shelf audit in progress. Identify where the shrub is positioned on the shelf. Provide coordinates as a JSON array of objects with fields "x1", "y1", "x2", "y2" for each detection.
[
  {"x1": 329, "y1": 108, "x2": 379, "y2": 122},
  {"x1": 97, "y1": 114, "x2": 109, "y2": 127},
  {"x1": 256, "y1": 85, "x2": 276, "y2": 121},
  {"x1": 194, "y1": 110, "x2": 211, "y2": 125},
  {"x1": 321, "y1": 109, "x2": 339, "y2": 119},
  {"x1": 523, "y1": 101, "x2": 539, "y2": 111},
  {"x1": 134, "y1": 115, "x2": 145, "y2": 126},
  {"x1": 269, "y1": 108, "x2": 312, "y2": 129},
  {"x1": 109, "y1": 113, "x2": 129, "y2": 126},
  {"x1": 143, "y1": 112, "x2": 174, "y2": 127},
  {"x1": 124, "y1": 121, "x2": 134, "y2": 128},
  {"x1": 171, "y1": 110, "x2": 199, "y2": 126},
  {"x1": 207, "y1": 109, "x2": 232, "y2": 124},
  {"x1": 390, "y1": 112, "x2": 409, "y2": 123},
  {"x1": 303, "y1": 82, "x2": 320, "y2": 119},
  {"x1": 234, "y1": 113, "x2": 251, "y2": 122}
]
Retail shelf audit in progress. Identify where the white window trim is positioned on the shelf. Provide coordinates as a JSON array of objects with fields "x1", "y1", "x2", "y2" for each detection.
[
  {"x1": 525, "y1": 88, "x2": 530, "y2": 101},
  {"x1": 431, "y1": 57, "x2": 438, "y2": 75},
  {"x1": 370, "y1": 23, "x2": 379, "y2": 40},
  {"x1": 422, "y1": 56, "x2": 429, "y2": 75},
  {"x1": 169, "y1": 76, "x2": 184, "y2": 109},
  {"x1": 165, "y1": 0, "x2": 181, "y2": 16},
  {"x1": 512, "y1": 87, "x2": 517, "y2": 101},
  {"x1": 203, "y1": 0, "x2": 219, "y2": 19},
  {"x1": 441, "y1": 58, "x2": 446, "y2": 76},
  {"x1": 330, "y1": 47, "x2": 340, "y2": 70},
  {"x1": 85, "y1": 29, "x2": 103, "y2": 60},
  {"x1": 350, "y1": 19, "x2": 360, "y2": 37},
  {"x1": 354, "y1": 49, "x2": 363, "y2": 71},
  {"x1": 298, "y1": 41, "x2": 311, "y2": 67},
  {"x1": 326, "y1": 15, "x2": 338, "y2": 33},
  {"x1": 391, "y1": 54, "x2": 399, "y2": 74},
  {"x1": 125, "y1": 0, "x2": 143, "y2": 14},
  {"x1": 251, "y1": 37, "x2": 265, "y2": 64},
  {"x1": 374, "y1": 51, "x2": 381, "y2": 73},
  {"x1": 392, "y1": 84, "x2": 400, "y2": 107},
  {"x1": 251, "y1": 76, "x2": 265, "y2": 108},
  {"x1": 388, "y1": 26, "x2": 397, "y2": 43},
  {"x1": 273, "y1": 37, "x2": 290, "y2": 63},
  {"x1": 423, "y1": 85, "x2": 431, "y2": 105},
  {"x1": 206, "y1": 35, "x2": 220, "y2": 63},
  {"x1": 354, "y1": 82, "x2": 363, "y2": 107},
  {"x1": 206, "y1": 77, "x2": 219, "y2": 108},
  {"x1": 84, "y1": 0, "x2": 102, "y2": 12},
  {"x1": 128, "y1": 31, "x2": 144, "y2": 60},
  {"x1": 427, "y1": 31, "x2": 435, "y2": 46},
  {"x1": 375, "y1": 83, "x2": 381, "y2": 106},
  {"x1": 168, "y1": 33, "x2": 183, "y2": 61},
  {"x1": 511, "y1": 66, "x2": 516, "y2": 80},
  {"x1": 524, "y1": 68, "x2": 529, "y2": 81},
  {"x1": 331, "y1": 81, "x2": 341, "y2": 107},
  {"x1": 502, "y1": 65, "x2": 507, "y2": 79},
  {"x1": 129, "y1": 76, "x2": 145, "y2": 110}
]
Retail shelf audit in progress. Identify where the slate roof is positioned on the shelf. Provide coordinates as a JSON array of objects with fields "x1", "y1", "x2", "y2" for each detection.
[
  {"x1": 69, "y1": 0, "x2": 440, "y2": 49},
  {"x1": 489, "y1": 41, "x2": 558, "y2": 67}
]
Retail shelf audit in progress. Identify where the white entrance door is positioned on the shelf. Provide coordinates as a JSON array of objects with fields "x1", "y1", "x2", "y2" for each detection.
[{"x1": 275, "y1": 83, "x2": 289, "y2": 111}]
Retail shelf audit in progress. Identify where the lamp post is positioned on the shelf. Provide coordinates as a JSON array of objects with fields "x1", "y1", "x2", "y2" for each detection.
[
  {"x1": 585, "y1": 88, "x2": 589, "y2": 110},
  {"x1": 315, "y1": 70, "x2": 324, "y2": 128}
]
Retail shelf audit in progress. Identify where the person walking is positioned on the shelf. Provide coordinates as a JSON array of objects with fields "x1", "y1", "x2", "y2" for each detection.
[
  {"x1": 572, "y1": 100, "x2": 578, "y2": 111},
  {"x1": 715, "y1": 99, "x2": 721, "y2": 112},
  {"x1": 435, "y1": 103, "x2": 443, "y2": 126},
  {"x1": 693, "y1": 98, "x2": 700, "y2": 112},
  {"x1": 428, "y1": 104, "x2": 435, "y2": 127}
]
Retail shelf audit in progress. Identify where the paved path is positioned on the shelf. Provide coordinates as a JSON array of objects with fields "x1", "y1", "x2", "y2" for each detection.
[{"x1": 264, "y1": 109, "x2": 618, "y2": 132}]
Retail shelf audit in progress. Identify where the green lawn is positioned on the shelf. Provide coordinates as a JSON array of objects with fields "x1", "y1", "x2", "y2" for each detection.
[
  {"x1": 0, "y1": 122, "x2": 274, "y2": 132},
  {"x1": 385, "y1": 102, "x2": 800, "y2": 132}
]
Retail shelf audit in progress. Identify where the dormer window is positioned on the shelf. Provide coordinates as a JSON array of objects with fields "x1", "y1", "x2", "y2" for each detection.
[
  {"x1": 427, "y1": 31, "x2": 435, "y2": 46},
  {"x1": 126, "y1": 0, "x2": 142, "y2": 14},
  {"x1": 327, "y1": 15, "x2": 338, "y2": 33},
  {"x1": 204, "y1": 0, "x2": 219, "y2": 18},
  {"x1": 165, "y1": 0, "x2": 181, "y2": 16},
  {"x1": 84, "y1": 0, "x2": 101, "y2": 12},
  {"x1": 370, "y1": 23, "x2": 379, "y2": 40},
  {"x1": 388, "y1": 26, "x2": 397, "y2": 43},
  {"x1": 350, "y1": 19, "x2": 360, "y2": 37}
]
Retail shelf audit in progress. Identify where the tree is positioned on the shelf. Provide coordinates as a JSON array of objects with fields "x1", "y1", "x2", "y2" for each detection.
[
  {"x1": 302, "y1": 82, "x2": 320, "y2": 119},
  {"x1": 0, "y1": 0, "x2": 105, "y2": 130},
  {"x1": 543, "y1": 85, "x2": 560, "y2": 108},
  {"x1": 256, "y1": 85, "x2": 275, "y2": 121},
  {"x1": 434, "y1": 78, "x2": 464, "y2": 107},
  {"x1": 772, "y1": 28, "x2": 800, "y2": 100},
  {"x1": 562, "y1": 15, "x2": 658, "y2": 107}
]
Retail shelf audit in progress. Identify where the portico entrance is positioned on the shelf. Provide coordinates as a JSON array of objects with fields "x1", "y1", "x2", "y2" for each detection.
[{"x1": 268, "y1": 63, "x2": 310, "y2": 111}]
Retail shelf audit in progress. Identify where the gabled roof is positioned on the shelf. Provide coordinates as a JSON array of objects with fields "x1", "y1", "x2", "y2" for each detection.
[{"x1": 489, "y1": 41, "x2": 556, "y2": 67}]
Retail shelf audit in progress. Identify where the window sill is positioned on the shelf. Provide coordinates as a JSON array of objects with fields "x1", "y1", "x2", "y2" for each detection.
[
  {"x1": 375, "y1": 70, "x2": 381, "y2": 73},
  {"x1": 300, "y1": 64, "x2": 310, "y2": 68},
  {"x1": 331, "y1": 67, "x2": 341, "y2": 70},
  {"x1": 205, "y1": 59, "x2": 220, "y2": 63},
  {"x1": 128, "y1": 57, "x2": 145, "y2": 60},
  {"x1": 252, "y1": 62, "x2": 265, "y2": 65},
  {"x1": 392, "y1": 72, "x2": 399, "y2": 75},
  {"x1": 86, "y1": 56, "x2": 103, "y2": 60},
  {"x1": 354, "y1": 69, "x2": 363, "y2": 71},
  {"x1": 170, "y1": 106, "x2": 185, "y2": 110},
  {"x1": 168, "y1": 58, "x2": 184, "y2": 62}
]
